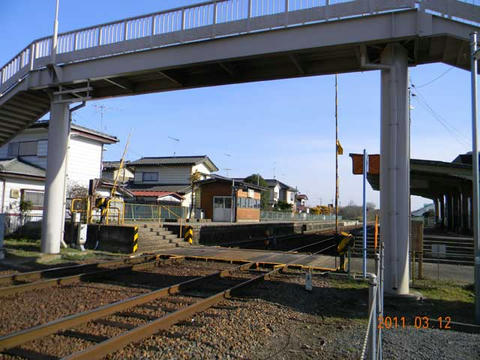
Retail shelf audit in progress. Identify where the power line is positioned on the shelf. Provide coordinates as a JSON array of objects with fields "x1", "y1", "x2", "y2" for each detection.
[
  {"x1": 410, "y1": 83, "x2": 469, "y2": 147},
  {"x1": 415, "y1": 67, "x2": 453, "y2": 89}
]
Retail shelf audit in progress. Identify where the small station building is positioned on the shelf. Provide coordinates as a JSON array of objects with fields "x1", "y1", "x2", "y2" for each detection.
[{"x1": 195, "y1": 176, "x2": 264, "y2": 222}]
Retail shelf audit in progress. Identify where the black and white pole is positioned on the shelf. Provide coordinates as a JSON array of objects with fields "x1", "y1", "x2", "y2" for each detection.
[
  {"x1": 471, "y1": 32, "x2": 480, "y2": 324},
  {"x1": 363, "y1": 149, "x2": 368, "y2": 278}
]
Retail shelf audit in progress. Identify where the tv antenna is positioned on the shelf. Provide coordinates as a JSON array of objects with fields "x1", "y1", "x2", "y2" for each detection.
[
  {"x1": 223, "y1": 168, "x2": 232, "y2": 177},
  {"x1": 94, "y1": 104, "x2": 121, "y2": 131},
  {"x1": 168, "y1": 136, "x2": 180, "y2": 156}
]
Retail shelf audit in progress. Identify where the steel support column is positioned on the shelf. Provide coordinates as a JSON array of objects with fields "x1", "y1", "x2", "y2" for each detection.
[
  {"x1": 380, "y1": 43, "x2": 410, "y2": 295},
  {"x1": 41, "y1": 100, "x2": 70, "y2": 254},
  {"x1": 462, "y1": 191, "x2": 469, "y2": 233},
  {"x1": 434, "y1": 197, "x2": 440, "y2": 225},
  {"x1": 470, "y1": 195, "x2": 474, "y2": 233},
  {"x1": 440, "y1": 195, "x2": 445, "y2": 228},
  {"x1": 453, "y1": 193, "x2": 460, "y2": 232},
  {"x1": 446, "y1": 193, "x2": 453, "y2": 230}
]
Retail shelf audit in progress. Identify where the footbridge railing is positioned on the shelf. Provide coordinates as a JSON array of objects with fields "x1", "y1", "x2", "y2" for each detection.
[{"x1": 1, "y1": 0, "x2": 479, "y2": 94}]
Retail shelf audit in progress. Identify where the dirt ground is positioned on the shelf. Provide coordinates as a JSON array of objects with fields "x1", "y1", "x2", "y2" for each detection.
[{"x1": 0, "y1": 257, "x2": 478, "y2": 359}]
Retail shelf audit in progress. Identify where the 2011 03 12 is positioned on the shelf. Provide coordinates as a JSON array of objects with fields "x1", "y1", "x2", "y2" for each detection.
[{"x1": 377, "y1": 316, "x2": 451, "y2": 329}]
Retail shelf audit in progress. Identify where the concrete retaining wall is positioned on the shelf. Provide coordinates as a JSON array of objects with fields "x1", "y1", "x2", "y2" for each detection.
[
  {"x1": 85, "y1": 224, "x2": 137, "y2": 253},
  {"x1": 164, "y1": 221, "x2": 358, "y2": 245}
]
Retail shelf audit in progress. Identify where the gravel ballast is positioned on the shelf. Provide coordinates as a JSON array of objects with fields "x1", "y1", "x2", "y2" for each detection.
[{"x1": 0, "y1": 262, "x2": 478, "y2": 359}]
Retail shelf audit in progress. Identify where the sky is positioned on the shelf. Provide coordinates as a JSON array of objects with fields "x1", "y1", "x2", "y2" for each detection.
[{"x1": 0, "y1": 0, "x2": 474, "y2": 210}]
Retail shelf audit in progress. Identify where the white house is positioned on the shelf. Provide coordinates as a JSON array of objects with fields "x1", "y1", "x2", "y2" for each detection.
[
  {"x1": 0, "y1": 120, "x2": 118, "y2": 233},
  {"x1": 0, "y1": 120, "x2": 118, "y2": 190},
  {"x1": 126, "y1": 155, "x2": 219, "y2": 210},
  {"x1": 264, "y1": 179, "x2": 297, "y2": 208}
]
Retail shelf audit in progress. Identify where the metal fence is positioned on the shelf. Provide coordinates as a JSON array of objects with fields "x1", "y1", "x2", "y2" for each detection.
[
  {"x1": 2, "y1": 0, "x2": 478, "y2": 92},
  {"x1": 260, "y1": 210, "x2": 340, "y2": 222},
  {"x1": 3, "y1": 213, "x2": 43, "y2": 236},
  {"x1": 360, "y1": 243, "x2": 384, "y2": 360},
  {"x1": 124, "y1": 203, "x2": 188, "y2": 222}
]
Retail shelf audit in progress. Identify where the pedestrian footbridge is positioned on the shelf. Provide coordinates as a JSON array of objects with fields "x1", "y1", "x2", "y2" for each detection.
[{"x1": 0, "y1": 0, "x2": 478, "y2": 143}]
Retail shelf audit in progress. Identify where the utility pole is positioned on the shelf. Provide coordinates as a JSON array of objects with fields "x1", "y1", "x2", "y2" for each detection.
[
  {"x1": 335, "y1": 74, "x2": 339, "y2": 235},
  {"x1": 471, "y1": 31, "x2": 480, "y2": 324},
  {"x1": 51, "y1": 0, "x2": 60, "y2": 63}
]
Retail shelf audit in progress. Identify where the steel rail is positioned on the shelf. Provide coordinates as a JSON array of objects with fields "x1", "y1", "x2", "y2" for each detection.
[
  {"x1": 0, "y1": 255, "x2": 183, "y2": 297},
  {"x1": 0, "y1": 262, "x2": 252, "y2": 352},
  {"x1": 62, "y1": 264, "x2": 285, "y2": 360},
  {"x1": 0, "y1": 254, "x2": 166, "y2": 286},
  {"x1": 287, "y1": 236, "x2": 335, "y2": 253},
  {"x1": 181, "y1": 256, "x2": 336, "y2": 272}
]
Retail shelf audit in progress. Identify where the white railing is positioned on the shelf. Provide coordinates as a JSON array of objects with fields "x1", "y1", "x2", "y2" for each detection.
[
  {"x1": 0, "y1": 0, "x2": 478, "y2": 93},
  {"x1": 360, "y1": 244, "x2": 384, "y2": 360}
]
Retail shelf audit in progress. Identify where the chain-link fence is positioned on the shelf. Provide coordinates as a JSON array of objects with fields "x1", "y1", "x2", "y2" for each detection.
[
  {"x1": 124, "y1": 203, "x2": 188, "y2": 222},
  {"x1": 260, "y1": 211, "x2": 340, "y2": 222},
  {"x1": 3, "y1": 213, "x2": 43, "y2": 237}
]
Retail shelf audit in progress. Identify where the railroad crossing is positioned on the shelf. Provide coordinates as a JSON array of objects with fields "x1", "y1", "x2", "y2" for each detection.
[{"x1": 0, "y1": 0, "x2": 479, "y2": 298}]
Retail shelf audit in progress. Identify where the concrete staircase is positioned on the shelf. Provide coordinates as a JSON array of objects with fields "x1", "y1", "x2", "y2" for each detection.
[{"x1": 137, "y1": 223, "x2": 189, "y2": 253}]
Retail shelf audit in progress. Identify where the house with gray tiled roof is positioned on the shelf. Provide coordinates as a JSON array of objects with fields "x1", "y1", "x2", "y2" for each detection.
[
  {"x1": 263, "y1": 179, "x2": 297, "y2": 208},
  {"x1": 0, "y1": 120, "x2": 118, "y2": 233},
  {"x1": 126, "y1": 155, "x2": 219, "y2": 210},
  {"x1": 0, "y1": 158, "x2": 46, "y2": 233}
]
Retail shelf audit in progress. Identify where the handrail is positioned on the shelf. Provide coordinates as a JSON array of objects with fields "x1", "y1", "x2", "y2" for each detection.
[
  {"x1": 0, "y1": 0, "x2": 478, "y2": 92},
  {"x1": 45, "y1": 0, "x2": 230, "y2": 40}
]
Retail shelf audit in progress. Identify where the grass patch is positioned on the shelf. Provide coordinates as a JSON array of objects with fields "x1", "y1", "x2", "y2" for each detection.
[
  {"x1": 3, "y1": 238, "x2": 125, "y2": 266},
  {"x1": 412, "y1": 279, "x2": 474, "y2": 304},
  {"x1": 324, "y1": 275, "x2": 475, "y2": 324},
  {"x1": 326, "y1": 276, "x2": 369, "y2": 290}
]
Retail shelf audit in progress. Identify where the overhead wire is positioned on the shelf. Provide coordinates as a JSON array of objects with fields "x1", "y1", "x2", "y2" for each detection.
[
  {"x1": 415, "y1": 67, "x2": 453, "y2": 88},
  {"x1": 410, "y1": 82, "x2": 470, "y2": 147}
]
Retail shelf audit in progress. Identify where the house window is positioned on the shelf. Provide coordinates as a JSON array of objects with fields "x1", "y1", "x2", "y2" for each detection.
[
  {"x1": 22, "y1": 190, "x2": 44, "y2": 209},
  {"x1": 7, "y1": 142, "x2": 19, "y2": 157},
  {"x1": 19, "y1": 141, "x2": 37, "y2": 156},
  {"x1": 237, "y1": 197, "x2": 260, "y2": 209},
  {"x1": 142, "y1": 172, "x2": 158, "y2": 182},
  {"x1": 7, "y1": 141, "x2": 39, "y2": 157},
  {"x1": 37, "y1": 140, "x2": 48, "y2": 157}
]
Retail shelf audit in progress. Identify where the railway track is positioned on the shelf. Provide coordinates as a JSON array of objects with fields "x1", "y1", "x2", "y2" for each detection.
[
  {"x1": 0, "y1": 254, "x2": 167, "y2": 287},
  {"x1": 0, "y1": 237, "x2": 336, "y2": 359},
  {"x1": 0, "y1": 254, "x2": 178, "y2": 297}
]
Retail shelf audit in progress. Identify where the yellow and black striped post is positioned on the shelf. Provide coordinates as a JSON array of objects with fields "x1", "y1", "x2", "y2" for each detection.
[
  {"x1": 133, "y1": 226, "x2": 139, "y2": 253},
  {"x1": 184, "y1": 226, "x2": 193, "y2": 244}
]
